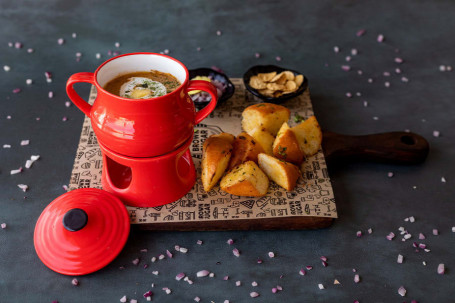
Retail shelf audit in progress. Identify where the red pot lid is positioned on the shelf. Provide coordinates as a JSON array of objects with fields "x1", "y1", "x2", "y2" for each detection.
[{"x1": 34, "y1": 188, "x2": 130, "y2": 276}]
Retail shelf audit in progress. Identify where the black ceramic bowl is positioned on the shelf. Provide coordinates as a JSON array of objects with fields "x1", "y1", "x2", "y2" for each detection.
[
  {"x1": 243, "y1": 65, "x2": 308, "y2": 104},
  {"x1": 188, "y1": 68, "x2": 235, "y2": 109}
]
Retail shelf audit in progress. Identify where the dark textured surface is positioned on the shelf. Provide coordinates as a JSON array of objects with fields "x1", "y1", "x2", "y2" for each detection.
[{"x1": 1, "y1": 1, "x2": 454, "y2": 302}]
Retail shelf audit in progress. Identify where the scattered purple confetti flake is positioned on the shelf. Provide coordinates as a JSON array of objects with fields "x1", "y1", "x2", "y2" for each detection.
[
  {"x1": 3, "y1": 144, "x2": 11, "y2": 148},
  {"x1": 395, "y1": 68, "x2": 402, "y2": 74},
  {"x1": 433, "y1": 229, "x2": 439, "y2": 235},
  {"x1": 275, "y1": 56, "x2": 282, "y2": 62},
  {"x1": 250, "y1": 292, "x2": 260, "y2": 298},
  {"x1": 57, "y1": 38, "x2": 65, "y2": 45},
  {"x1": 48, "y1": 91, "x2": 54, "y2": 98},
  {"x1": 62, "y1": 116, "x2": 68, "y2": 122},
  {"x1": 354, "y1": 274, "x2": 360, "y2": 283},
  {"x1": 132, "y1": 258, "x2": 140, "y2": 265},
  {"x1": 223, "y1": 275, "x2": 229, "y2": 281},
  {"x1": 252, "y1": 281, "x2": 258, "y2": 287},
  {"x1": 254, "y1": 52, "x2": 261, "y2": 58},
  {"x1": 257, "y1": 258, "x2": 263, "y2": 264},
  {"x1": 322, "y1": 261, "x2": 328, "y2": 267},
  {"x1": 216, "y1": 30, "x2": 222, "y2": 36},
  {"x1": 388, "y1": 172, "x2": 394, "y2": 178},
  {"x1": 197, "y1": 240, "x2": 203, "y2": 245},
  {"x1": 209, "y1": 272, "x2": 215, "y2": 277},
  {"x1": 377, "y1": 34, "x2": 384, "y2": 43},
  {"x1": 351, "y1": 49, "x2": 358, "y2": 56},
  {"x1": 398, "y1": 286, "x2": 406, "y2": 297},
  {"x1": 352, "y1": 268, "x2": 357, "y2": 272},
  {"x1": 318, "y1": 283, "x2": 325, "y2": 290},
  {"x1": 418, "y1": 243, "x2": 427, "y2": 249},
  {"x1": 115, "y1": 42, "x2": 120, "y2": 48},
  {"x1": 433, "y1": 130, "x2": 440, "y2": 137},
  {"x1": 71, "y1": 278, "x2": 79, "y2": 286},
  {"x1": 175, "y1": 272, "x2": 185, "y2": 281},
  {"x1": 383, "y1": 71, "x2": 391, "y2": 77},
  {"x1": 224, "y1": 300, "x2": 230, "y2": 303},
  {"x1": 395, "y1": 57, "x2": 404, "y2": 64},
  {"x1": 441, "y1": 177, "x2": 446, "y2": 183},
  {"x1": 268, "y1": 252, "x2": 275, "y2": 258},
  {"x1": 152, "y1": 271, "x2": 159, "y2": 275},
  {"x1": 227, "y1": 238, "x2": 234, "y2": 245},
  {"x1": 368, "y1": 78, "x2": 373, "y2": 83},
  {"x1": 179, "y1": 247, "x2": 188, "y2": 253},
  {"x1": 158, "y1": 254, "x2": 165, "y2": 260},
  {"x1": 13, "y1": 88, "x2": 21, "y2": 94},
  {"x1": 143, "y1": 264, "x2": 148, "y2": 269},
  {"x1": 345, "y1": 56, "x2": 351, "y2": 62},
  {"x1": 236, "y1": 281, "x2": 241, "y2": 286},
  {"x1": 27, "y1": 48, "x2": 34, "y2": 53},
  {"x1": 1, "y1": 223, "x2": 6, "y2": 229},
  {"x1": 334, "y1": 279, "x2": 340, "y2": 285},
  {"x1": 346, "y1": 92, "x2": 353, "y2": 98},
  {"x1": 333, "y1": 46, "x2": 340, "y2": 53},
  {"x1": 397, "y1": 254, "x2": 404, "y2": 264},
  {"x1": 299, "y1": 269, "x2": 306, "y2": 276},
  {"x1": 409, "y1": 216, "x2": 415, "y2": 223},
  {"x1": 357, "y1": 70, "x2": 363, "y2": 75},
  {"x1": 8, "y1": 42, "x2": 13, "y2": 47},
  {"x1": 277, "y1": 285, "x2": 283, "y2": 291},
  {"x1": 15, "y1": 42, "x2": 23, "y2": 49},
  {"x1": 404, "y1": 233, "x2": 412, "y2": 240},
  {"x1": 384, "y1": 81, "x2": 390, "y2": 88},
  {"x1": 65, "y1": 101, "x2": 71, "y2": 107},
  {"x1": 197, "y1": 270, "x2": 210, "y2": 277},
  {"x1": 306, "y1": 265, "x2": 313, "y2": 270},
  {"x1": 272, "y1": 287, "x2": 278, "y2": 293},
  {"x1": 341, "y1": 65, "x2": 351, "y2": 71},
  {"x1": 355, "y1": 92, "x2": 361, "y2": 97},
  {"x1": 419, "y1": 233, "x2": 425, "y2": 240},
  {"x1": 143, "y1": 291, "x2": 153, "y2": 298},
  {"x1": 3, "y1": 65, "x2": 10, "y2": 72},
  {"x1": 10, "y1": 167, "x2": 22, "y2": 175},
  {"x1": 356, "y1": 231, "x2": 362, "y2": 237},
  {"x1": 368, "y1": 228, "x2": 373, "y2": 234},
  {"x1": 363, "y1": 101, "x2": 368, "y2": 107},
  {"x1": 18, "y1": 184, "x2": 28, "y2": 192},
  {"x1": 120, "y1": 296, "x2": 127, "y2": 303},
  {"x1": 356, "y1": 29, "x2": 366, "y2": 37},
  {"x1": 163, "y1": 49, "x2": 170, "y2": 55},
  {"x1": 320, "y1": 256, "x2": 327, "y2": 262},
  {"x1": 232, "y1": 248, "x2": 240, "y2": 257},
  {"x1": 401, "y1": 76, "x2": 409, "y2": 83},
  {"x1": 439, "y1": 65, "x2": 447, "y2": 72},
  {"x1": 194, "y1": 297, "x2": 201, "y2": 302},
  {"x1": 166, "y1": 250, "x2": 173, "y2": 258},
  {"x1": 387, "y1": 232, "x2": 395, "y2": 240}
]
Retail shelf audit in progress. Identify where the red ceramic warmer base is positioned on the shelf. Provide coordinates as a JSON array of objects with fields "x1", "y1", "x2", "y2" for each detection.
[{"x1": 99, "y1": 136, "x2": 196, "y2": 208}]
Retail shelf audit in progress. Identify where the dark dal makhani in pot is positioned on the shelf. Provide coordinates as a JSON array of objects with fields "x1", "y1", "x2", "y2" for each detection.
[{"x1": 104, "y1": 70, "x2": 181, "y2": 99}]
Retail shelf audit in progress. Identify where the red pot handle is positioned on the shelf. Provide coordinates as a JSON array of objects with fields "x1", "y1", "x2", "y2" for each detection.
[
  {"x1": 187, "y1": 80, "x2": 218, "y2": 124},
  {"x1": 66, "y1": 72, "x2": 95, "y2": 116}
]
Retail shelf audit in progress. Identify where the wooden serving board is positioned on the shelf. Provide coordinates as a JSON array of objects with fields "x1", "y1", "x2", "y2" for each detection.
[{"x1": 68, "y1": 79, "x2": 429, "y2": 231}]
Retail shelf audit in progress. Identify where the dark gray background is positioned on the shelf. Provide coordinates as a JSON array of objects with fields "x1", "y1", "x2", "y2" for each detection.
[{"x1": 0, "y1": 0, "x2": 454, "y2": 302}]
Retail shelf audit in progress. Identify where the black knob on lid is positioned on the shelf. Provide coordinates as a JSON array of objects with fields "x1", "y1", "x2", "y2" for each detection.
[{"x1": 63, "y1": 208, "x2": 88, "y2": 232}]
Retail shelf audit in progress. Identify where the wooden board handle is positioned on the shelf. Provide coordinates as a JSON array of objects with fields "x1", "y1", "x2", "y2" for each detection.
[{"x1": 322, "y1": 131, "x2": 429, "y2": 165}]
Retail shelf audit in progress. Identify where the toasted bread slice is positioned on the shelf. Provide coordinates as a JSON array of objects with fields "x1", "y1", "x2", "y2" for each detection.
[
  {"x1": 272, "y1": 122, "x2": 304, "y2": 165},
  {"x1": 220, "y1": 161, "x2": 269, "y2": 196},
  {"x1": 258, "y1": 153, "x2": 301, "y2": 191},
  {"x1": 291, "y1": 116, "x2": 322, "y2": 157},
  {"x1": 242, "y1": 103, "x2": 291, "y2": 136},
  {"x1": 201, "y1": 133, "x2": 235, "y2": 191},
  {"x1": 228, "y1": 132, "x2": 265, "y2": 170},
  {"x1": 247, "y1": 127, "x2": 275, "y2": 155}
]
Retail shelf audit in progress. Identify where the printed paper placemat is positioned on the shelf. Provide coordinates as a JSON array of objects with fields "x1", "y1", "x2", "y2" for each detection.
[{"x1": 68, "y1": 78, "x2": 337, "y2": 224}]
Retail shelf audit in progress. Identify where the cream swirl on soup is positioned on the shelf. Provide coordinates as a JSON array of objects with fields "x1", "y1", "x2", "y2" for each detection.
[{"x1": 120, "y1": 77, "x2": 167, "y2": 99}]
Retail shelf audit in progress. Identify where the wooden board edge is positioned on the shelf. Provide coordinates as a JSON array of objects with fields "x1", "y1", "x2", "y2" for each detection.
[{"x1": 133, "y1": 216, "x2": 335, "y2": 231}]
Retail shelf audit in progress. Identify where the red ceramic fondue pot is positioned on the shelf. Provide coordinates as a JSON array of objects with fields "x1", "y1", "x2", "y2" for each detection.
[{"x1": 66, "y1": 53, "x2": 218, "y2": 157}]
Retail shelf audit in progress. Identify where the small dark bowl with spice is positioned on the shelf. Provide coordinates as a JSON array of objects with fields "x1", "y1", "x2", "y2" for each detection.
[
  {"x1": 243, "y1": 65, "x2": 308, "y2": 104},
  {"x1": 188, "y1": 68, "x2": 235, "y2": 109}
]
